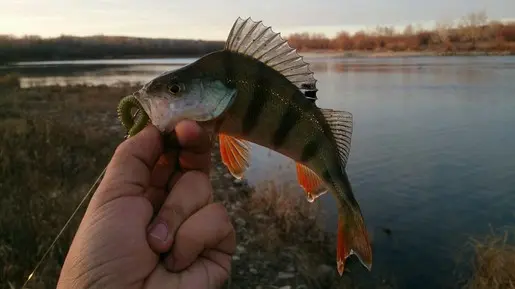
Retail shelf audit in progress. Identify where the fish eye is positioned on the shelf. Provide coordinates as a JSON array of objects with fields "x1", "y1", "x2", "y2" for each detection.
[{"x1": 168, "y1": 83, "x2": 181, "y2": 95}]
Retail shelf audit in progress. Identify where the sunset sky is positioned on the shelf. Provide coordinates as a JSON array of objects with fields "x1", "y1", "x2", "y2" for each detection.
[{"x1": 1, "y1": 0, "x2": 514, "y2": 40}]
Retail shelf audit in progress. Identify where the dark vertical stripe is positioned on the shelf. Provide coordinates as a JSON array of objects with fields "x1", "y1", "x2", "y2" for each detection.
[
  {"x1": 300, "y1": 139, "x2": 318, "y2": 162},
  {"x1": 272, "y1": 101, "x2": 300, "y2": 149},
  {"x1": 241, "y1": 63, "x2": 268, "y2": 135},
  {"x1": 322, "y1": 169, "x2": 332, "y2": 185},
  {"x1": 222, "y1": 51, "x2": 234, "y2": 85}
]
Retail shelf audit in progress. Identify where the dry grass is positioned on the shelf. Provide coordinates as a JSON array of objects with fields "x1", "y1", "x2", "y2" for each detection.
[
  {"x1": 0, "y1": 84, "x2": 135, "y2": 289},
  {"x1": 0, "y1": 73, "x2": 21, "y2": 88},
  {"x1": 463, "y1": 228, "x2": 515, "y2": 289},
  {"x1": 245, "y1": 181, "x2": 327, "y2": 252},
  {"x1": 223, "y1": 180, "x2": 341, "y2": 288}
]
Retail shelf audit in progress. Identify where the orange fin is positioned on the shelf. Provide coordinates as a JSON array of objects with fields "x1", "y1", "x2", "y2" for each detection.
[
  {"x1": 219, "y1": 133, "x2": 250, "y2": 179},
  {"x1": 296, "y1": 163, "x2": 327, "y2": 202},
  {"x1": 336, "y1": 209, "x2": 373, "y2": 276}
]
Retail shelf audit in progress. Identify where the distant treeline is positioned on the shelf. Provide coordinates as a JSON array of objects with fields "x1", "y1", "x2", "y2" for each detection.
[
  {"x1": 0, "y1": 35, "x2": 224, "y2": 64},
  {"x1": 1, "y1": 11, "x2": 515, "y2": 64},
  {"x1": 286, "y1": 12, "x2": 515, "y2": 53}
]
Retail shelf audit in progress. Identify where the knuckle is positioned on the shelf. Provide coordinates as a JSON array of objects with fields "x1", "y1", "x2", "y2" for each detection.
[
  {"x1": 181, "y1": 170, "x2": 210, "y2": 184},
  {"x1": 210, "y1": 202, "x2": 231, "y2": 223},
  {"x1": 176, "y1": 171, "x2": 213, "y2": 202},
  {"x1": 159, "y1": 202, "x2": 186, "y2": 225},
  {"x1": 114, "y1": 139, "x2": 132, "y2": 157}
]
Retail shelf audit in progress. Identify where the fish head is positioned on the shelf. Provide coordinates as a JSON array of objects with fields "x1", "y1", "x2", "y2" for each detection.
[{"x1": 133, "y1": 65, "x2": 237, "y2": 132}]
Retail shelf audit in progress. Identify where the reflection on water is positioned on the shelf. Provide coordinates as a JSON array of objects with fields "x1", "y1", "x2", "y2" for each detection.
[{"x1": 3, "y1": 56, "x2": 515, "y2": 288}]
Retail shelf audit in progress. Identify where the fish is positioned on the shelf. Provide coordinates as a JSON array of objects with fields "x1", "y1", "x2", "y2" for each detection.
[{"x1": 126, "y1": 17, "x2": 373, "y2": 275}]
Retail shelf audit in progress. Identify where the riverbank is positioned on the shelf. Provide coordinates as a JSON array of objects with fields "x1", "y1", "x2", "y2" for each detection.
[
  {"x1": 0, "y1": 83, "x2": 368, "y2": 289},
  {"x1": 0, "y1": 83, "x2": 514, "y2": 289},
  {"x1": 299, "y1": 49, "x2": 515, "y2": 59}
]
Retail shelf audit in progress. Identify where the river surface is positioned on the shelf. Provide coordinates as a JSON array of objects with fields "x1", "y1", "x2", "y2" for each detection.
[{"x1": 3, "y1": 56, "x2": 515, "y2": 288}]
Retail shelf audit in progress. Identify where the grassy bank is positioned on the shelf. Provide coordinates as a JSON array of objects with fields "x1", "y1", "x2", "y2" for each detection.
[
  {"x1": 1, "y1": 82, "x2": 514, "y2": 289},
  {"x1": 0, "y1": 82, "x2": 347, "y2": 289}
]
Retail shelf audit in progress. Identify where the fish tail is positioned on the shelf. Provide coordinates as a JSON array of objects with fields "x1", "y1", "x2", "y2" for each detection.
[{"x1": 336, "y1": 204, "x2": 373, "y2": 276}]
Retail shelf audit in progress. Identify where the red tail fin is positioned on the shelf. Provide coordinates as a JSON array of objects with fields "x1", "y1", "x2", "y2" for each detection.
[{"x1": 336, "y1": 208, "x2": 373, "y2": 275}]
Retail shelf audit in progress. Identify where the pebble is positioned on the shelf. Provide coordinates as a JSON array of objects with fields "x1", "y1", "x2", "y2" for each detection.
[
  {"x1": 250, "y1": 268, "x2": 258, "y2": 274},
  {"x1": 317, "y1": 264, "x2": 334, "y2": 277},
  {"x1": 236, "y1": 245, "x2": 246, "y2": 253},
  {"x1": 277, "y1": 272, "x2": 295, "y2": 279},
  {"x1": 279, "y1": 286, "x2": 291, "y2": 289},
  {"x1": 235, "y1": 217, "x2": 246, "y2": 226}
]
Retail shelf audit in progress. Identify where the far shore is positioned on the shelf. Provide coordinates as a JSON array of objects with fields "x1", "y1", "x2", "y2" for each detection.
[
  {"x1": 299, "y1": 49, "x2": 515, "y2": 59},
  {"x1": 2, "y1": 49, "x2": 513, "y2": 66},
  {"x1": 1, "y1": 49, "x2": 513, "y2": 66}
]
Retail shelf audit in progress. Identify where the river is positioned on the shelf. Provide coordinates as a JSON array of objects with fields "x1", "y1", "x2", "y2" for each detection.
[{"x1": 2, "y1": 55, "x2": 515, "y2": 288}]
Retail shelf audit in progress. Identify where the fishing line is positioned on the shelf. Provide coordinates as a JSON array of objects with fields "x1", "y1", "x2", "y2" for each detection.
[
  {"x1": 21, "y1": 95, "x2": 146, "y2": 289},
  {"x1": 20, "y1": 166, "x2": 107, "y2": 289}
]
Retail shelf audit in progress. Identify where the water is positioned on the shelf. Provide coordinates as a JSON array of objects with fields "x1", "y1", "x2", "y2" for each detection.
[{"x1": 3, "y1": 56, "x2": 515, "y2": 288}]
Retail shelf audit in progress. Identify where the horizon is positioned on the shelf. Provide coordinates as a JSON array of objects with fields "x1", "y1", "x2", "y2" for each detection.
[{"x1": 1, "y1": 0, "x2": 514, "y2": 41}]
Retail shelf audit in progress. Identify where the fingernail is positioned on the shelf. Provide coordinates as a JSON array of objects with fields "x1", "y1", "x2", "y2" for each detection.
[{"x1": 150, "y1": 222, "x2": 168, "y2": 241}]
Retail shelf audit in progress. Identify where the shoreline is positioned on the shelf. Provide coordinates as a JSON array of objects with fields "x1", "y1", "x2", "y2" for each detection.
[
  {"x1": 299, "y1": 50, "x2": 515, "y2": 59},
  {"x1": 1, "y1": 49, "x2": 514, "y2": 66}
]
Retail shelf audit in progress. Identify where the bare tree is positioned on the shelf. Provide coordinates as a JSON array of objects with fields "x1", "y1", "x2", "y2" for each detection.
[
  {"x1": 458, "y1": 10, "x2": 488, "y2": 46},
  {"x1": 403, "y1": 24, "x2": 414, "y2": 36},
  {"x1": 435, "y1": 21, "x2": 453, "y2": 43}
]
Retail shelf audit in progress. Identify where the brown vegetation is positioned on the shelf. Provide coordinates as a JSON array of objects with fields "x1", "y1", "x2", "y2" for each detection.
[
  {"x1": 462, "y1": 228, "x2": 515, "y2": 289},
  {"x1": 0, "y1": 83, "x2": 132, "y2": 289},
  {"x1": 0, "y1": 34, "x2": 224, "y2": 64},
  {"x1": 1, "y1": 11, "x2": 514, "y2": 64},
  {"x1": 287, "y1": 11, "x2": 515, "y2": 54}
]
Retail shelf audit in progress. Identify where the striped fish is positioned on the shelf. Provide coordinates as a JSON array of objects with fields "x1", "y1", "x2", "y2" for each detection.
[{"x1": 132, "y1": 17, "x2": 373, "y2": 275}]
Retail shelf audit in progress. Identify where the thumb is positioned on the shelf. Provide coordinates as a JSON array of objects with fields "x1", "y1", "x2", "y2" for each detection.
[{"x1": 93, "y1": 125, "x2": 164, "y2": 207}]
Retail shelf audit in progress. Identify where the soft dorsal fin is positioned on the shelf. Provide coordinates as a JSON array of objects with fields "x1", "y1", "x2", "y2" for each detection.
[
  {"x1": 319, "y1": 108, "x2": 353, "y2": 167},
  {"x1": 225, "y1": 17, "x2": 318, "y2": 98}
]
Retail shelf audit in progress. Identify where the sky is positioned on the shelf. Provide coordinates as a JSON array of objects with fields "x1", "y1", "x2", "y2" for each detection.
[{"x1": 1, "y1": 0, "x2": 514, "y2": 40}]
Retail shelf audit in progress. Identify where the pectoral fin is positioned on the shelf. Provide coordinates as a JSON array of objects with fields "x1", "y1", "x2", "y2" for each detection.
[
  {"x1": 296, "y1": 162, "x2": 327, "y2": 202},
  {"x1": 219, "y1": 133, "x2": 251, "y2": 179}
]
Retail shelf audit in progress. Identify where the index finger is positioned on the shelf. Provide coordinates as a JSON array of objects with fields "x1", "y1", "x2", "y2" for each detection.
[
  {"x1": 163, "y1": 120, "x2": 212, "y2": 177},
  {"x1": 169, "y1": 120, "x2": 212, "y2": 154}
]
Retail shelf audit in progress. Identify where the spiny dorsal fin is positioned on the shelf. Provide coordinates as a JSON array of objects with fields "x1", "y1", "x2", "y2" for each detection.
[
  {"x1": 225, "y1": 17, "x2": 318, "y2": 98},
  {"x1": 320, "y1": 108, "x2": 353, "y2": 167}
]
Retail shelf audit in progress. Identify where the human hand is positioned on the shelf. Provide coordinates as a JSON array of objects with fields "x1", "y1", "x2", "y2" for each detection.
[{"x1": 57, "y1": 120, "x2": 236, "y2": 289}]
